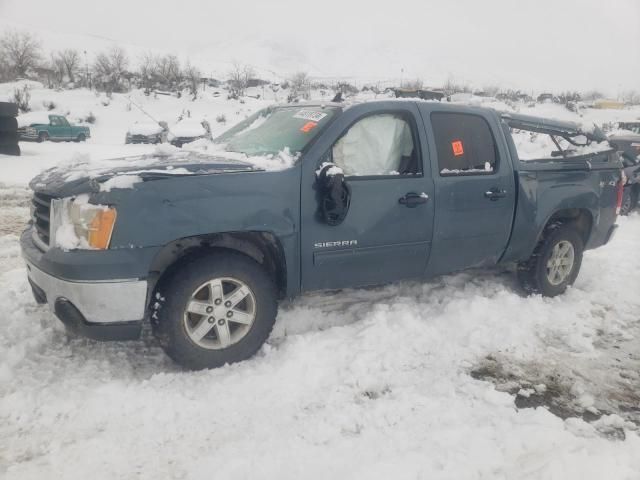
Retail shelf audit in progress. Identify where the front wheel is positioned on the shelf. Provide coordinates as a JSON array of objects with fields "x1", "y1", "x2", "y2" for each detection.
[
  {"x1": 152, "y1": 252, "x2": 278, "y2": 370},
  {"x1": 517, "y1": 223, "x2": 584, "y2": 297},
  {"x1": 37, "y1": 131, "x2": 49, "y2": 143}
]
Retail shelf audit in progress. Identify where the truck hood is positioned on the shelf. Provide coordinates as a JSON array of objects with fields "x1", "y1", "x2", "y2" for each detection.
[{"x1": 30, "y1": 150, "x2": 262, "y2": 197}]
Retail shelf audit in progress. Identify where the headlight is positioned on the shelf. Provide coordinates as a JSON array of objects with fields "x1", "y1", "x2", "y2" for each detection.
[{"x1": 51, "y1": 196, "x2": 117, "y2": 250}]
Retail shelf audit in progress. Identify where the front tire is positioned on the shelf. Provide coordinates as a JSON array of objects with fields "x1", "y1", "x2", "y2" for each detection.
[
  {"x1": 37, "y1": 131, "x2": 49, "y2": 143},
  {"x1": 153, "y1": 252, "x2": 278, "y2": 370},
  {"x1": 517, "y1": 223, "x2": 584, "y2": 297}
]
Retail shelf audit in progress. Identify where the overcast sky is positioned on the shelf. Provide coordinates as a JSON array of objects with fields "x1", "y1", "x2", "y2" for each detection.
[{"x1": 1, "y1": 0, "x2": 638, "y2": 94}]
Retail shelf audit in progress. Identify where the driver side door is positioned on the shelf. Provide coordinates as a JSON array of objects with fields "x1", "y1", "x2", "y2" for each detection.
[
  {"x1": 48, "y1": 115, "x2": 72, "y2": 140},
  {"x1": 300, "y1": 102, "x2": 435, "y2": 291}
]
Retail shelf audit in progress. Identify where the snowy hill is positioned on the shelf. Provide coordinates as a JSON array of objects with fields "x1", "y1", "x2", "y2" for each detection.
[{"x1": 2, "y1": 0, "x2": 640, "y2": 94}]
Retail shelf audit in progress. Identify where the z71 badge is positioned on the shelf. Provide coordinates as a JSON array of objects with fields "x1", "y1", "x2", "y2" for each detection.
[{"x1": 314, "y1": 240, "x2": 358, "y2": 249}]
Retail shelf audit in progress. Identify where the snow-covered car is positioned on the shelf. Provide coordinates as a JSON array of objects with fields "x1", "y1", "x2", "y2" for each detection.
[
  {"x1": 168, "y1": 119, "x2": 212, "y2": 147},
  {"x1": 125, "y1": 122, "x2": 167, "y2": 144}
]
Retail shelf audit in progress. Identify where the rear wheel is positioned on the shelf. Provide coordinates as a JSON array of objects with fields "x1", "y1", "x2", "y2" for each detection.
[
  {"x1": 517, "y1": 223, "x2": 584, "y2": 297},
  {"x1": 75, "y1": 133, "x2": 86, "y2": 142},
  {"x1": 152, "y1": 252, "x2": 278, "y2": 370}
]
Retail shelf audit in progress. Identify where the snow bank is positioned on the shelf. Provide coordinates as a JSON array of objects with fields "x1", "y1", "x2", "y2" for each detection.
[
  {"x1": 1, "y1": 86, "x2": 640, "y2": 478},
  {"x1": 1, "y1": 204, "x2": 640, "y2": 478}
]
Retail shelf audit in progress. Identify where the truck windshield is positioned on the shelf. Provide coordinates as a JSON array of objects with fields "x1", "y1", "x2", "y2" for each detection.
[{"x1": 215, "y1": 106, "x2": 337, "y2": 156}]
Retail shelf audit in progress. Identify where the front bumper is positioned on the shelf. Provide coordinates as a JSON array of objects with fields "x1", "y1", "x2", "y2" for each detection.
[
  {"x1": 21, "y1": 228, "x2": 149, "y2": 341},
  {"x1": 19, "y1": 133, "x2": 39, "y2": 141}
]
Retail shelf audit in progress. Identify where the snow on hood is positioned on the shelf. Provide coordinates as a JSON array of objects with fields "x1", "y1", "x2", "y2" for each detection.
[
  {"x1": 170, "y1": 120, "x2": 207, "y2": 138},
  {"x1": 17, "y1": 111, "x2": 51, "y2": 128},
  {"x1": 126, "y1": 122, "x2": 163, "y2": 136},
  {"x1": 30, "y1": 143, "x2": 298, "y2": 195}
]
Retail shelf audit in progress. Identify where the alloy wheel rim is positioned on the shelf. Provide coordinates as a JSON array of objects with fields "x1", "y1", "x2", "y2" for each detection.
[
  {"x1": 545, "y1": 240, "x2": 575, "y2": 286},
  {"x1": 182, "y1": 277, "x2": 256, "y2": 350}
]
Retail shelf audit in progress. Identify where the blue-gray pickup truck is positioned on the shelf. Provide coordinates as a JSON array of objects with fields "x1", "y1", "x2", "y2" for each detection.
[{"x1": 21, "y1": 101, "x2": 623, "y2": 369}]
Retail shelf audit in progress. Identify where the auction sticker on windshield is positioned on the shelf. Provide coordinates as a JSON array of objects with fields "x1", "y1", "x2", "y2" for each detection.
[{"x1": 293, "y1": 110, "x2": 328, "y2": 122}]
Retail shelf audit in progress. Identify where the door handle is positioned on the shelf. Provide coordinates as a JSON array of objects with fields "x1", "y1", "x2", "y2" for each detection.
[
  {"x1": 484, "y1": 188, "x2": 507, "y2": 201},
  {"x1": 399, "y1": 192, "x2": 429, "y2": 208}
]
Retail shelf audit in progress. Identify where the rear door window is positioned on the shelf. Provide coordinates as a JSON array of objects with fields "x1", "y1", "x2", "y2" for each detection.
[{"x1": 431, "y1": 112, "x2": 498, "y2": 175}]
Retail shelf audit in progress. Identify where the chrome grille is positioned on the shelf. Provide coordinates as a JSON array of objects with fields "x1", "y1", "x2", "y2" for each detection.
[{"x1": 31, "y1": 192, "x2": 55, "y2": 248}]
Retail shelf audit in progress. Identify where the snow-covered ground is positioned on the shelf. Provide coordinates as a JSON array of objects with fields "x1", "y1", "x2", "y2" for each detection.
[{"x1": 1, "y1": 84, "x2": 640, "y2": 479}]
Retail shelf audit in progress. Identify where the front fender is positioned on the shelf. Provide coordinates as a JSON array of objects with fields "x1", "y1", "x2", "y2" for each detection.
[{"x1": 93, "y1": 167, "x2": 302, "y2": 293}]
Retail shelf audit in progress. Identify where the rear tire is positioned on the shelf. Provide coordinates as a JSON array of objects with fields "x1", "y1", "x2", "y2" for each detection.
[
  {"x1": 76, "y1": 133, "x2": 86, "y2": 142},
  {"x1": 517, "y1": 223, "x2": 584, "y2": 297},
  {"x1": 152, "y1": 252, "x2": 278, "y2": 370}
]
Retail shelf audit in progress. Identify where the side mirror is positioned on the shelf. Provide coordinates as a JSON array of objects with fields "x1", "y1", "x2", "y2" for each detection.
[{"x1": 316, "y1": 163, "x2": 351, "y2": 226}]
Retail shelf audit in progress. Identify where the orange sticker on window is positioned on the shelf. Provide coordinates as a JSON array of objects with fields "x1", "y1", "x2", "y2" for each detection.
[
  {"x1": 300, "y1": 121, "x2": 317, "y2": 133},
  {"x1": 451, "y1": 140, "x2": 464, "y2": 156}
]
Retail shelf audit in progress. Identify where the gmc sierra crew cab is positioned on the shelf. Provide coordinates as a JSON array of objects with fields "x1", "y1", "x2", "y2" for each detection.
[{"x1": 21, "y1": 101, "x2": 623, "y2": 369}]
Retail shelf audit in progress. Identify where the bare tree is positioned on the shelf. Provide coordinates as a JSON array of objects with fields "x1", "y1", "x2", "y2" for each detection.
[
  {"x1": 620, "y1": 90, "x2": 640, "y2": 105},
  {"x1": 482, "y1": 85, "x2": 501, "y2": 97},
  {"x1": 442, "y1": 76, "x2": 471, "y2": 96},
  {"x1": 0, "y1": 49, "x2": 9, "y2": 82},
  {"x1": 93, "y1": 46, "x2": 129, "y2": 93},
  {"x1": 56, "y1": 49, "x2": 80, "y2": 83},
  {"x1": 138, "y1": 52, "x2": 158, "y2": 92},
  {"x1": 0, "y1": 30, "x2": 42, "y2": 78},
  {"x1": 155, "y1": 54, "x2": 181, "y2": 90},
  {"x1": 13, "y1": 84, "x2": 31, "y2": 112},
  {"x1": 583, "y1": 90, "x2": 605, "y2": 102},
  {"x1": 183, "y1": 62, "x2": 201, "y2": 100},
  {"x1": 227, "y1": 62, "x2": 254, "y2": 98},
  {"x1": 49, "y1": 52, "x2": 66, "y2": 86},
  {"x1": 403, "y1": 78, "x2": 423, "y2": 90},
  {"x1": 289, "y1": 71, "x2": 311, "y2": 100}
]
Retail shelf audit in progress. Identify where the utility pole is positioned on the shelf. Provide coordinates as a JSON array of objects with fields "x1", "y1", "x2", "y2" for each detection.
[{"x1": 84, "y1": 50, "x2": 91, "y2": 90}]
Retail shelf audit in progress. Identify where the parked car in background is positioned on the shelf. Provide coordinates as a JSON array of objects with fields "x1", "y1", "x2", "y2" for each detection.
[
  {"x1": 609, "y1": 132, "x2": 640, "y2": 214},
  {"x1": 617, "y1": 121, "x2": 640, "y2": 134},
  {"x1": 168, "y1": 119, "x2": 212, "y2": 147},
  {"x1": 18, "y1": 113, "x2": 90, "y2": 143},
  {"x1": 125, "y1": 121, "x2": 168, "y2": 144},
  {"x1": 21, "y1": 101, "x2": 622, "y2": 370}
]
